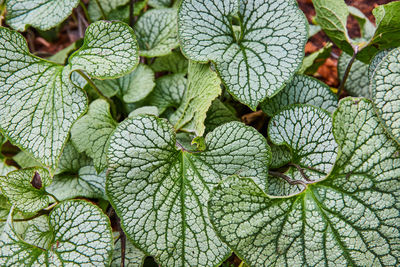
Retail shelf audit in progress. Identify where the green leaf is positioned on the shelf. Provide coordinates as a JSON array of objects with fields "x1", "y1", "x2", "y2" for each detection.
[
  {"x1": 71, "y1": 99, "x2": 118, "y2": 172},
  {"x1": 0, "y1": 200, "x2": 113, "y2": 266},
  {"x1": 348, "y1": 6, "x2": 375, "y2": 40},
  {"x1": 135, "y1": 8, "x2": 179, "y2": 57},
  {"x1": 5, "y1": 0, "x2": 80, "y2": 31},
  {"x1": 178, "y1": 0, "x2": 308, "y2": 109},
  {"x1": 151, "y1": 50, "x2": 188, "y2": 74},
  {"x1": 0, "y1": 21, "x2": 137, "y2": 172},
  {"x1": 13, "y1": 152, "x2": 43, "y2": 169},
  {"x1": 371, "y1": 48, "x2": 400, "y2": 144},
  {"x1": 267, "y1": 105, "x2": 337, "y2": 196},
  {"x1": 69, "y1": 21, "x2": 139, "y2": 79},
  {"x1": 299, "y1": 43, "x2": 332, "y2": 75},
  {"x1": 0, "y1": 167, "x2": 53, "y2": 213},
  {"x1": 369, "y1": 2, "x2": 400, "y2": 51},
  {"x1": 209, "y1": 98, "x2": 400, "y2": 267},
  {"x1": 170, "y1": 62, "x2": 221, "y2": 136},
  {"x1": 145, "y1": 73, "x2": 186, "y2": 115},
  {"x1": 260, "y1": 75, "x2": 338, "y2": 116},
  {"x1": 313, "y1": 0, "x2": 354, "y2": 56},
  {"x1": 106, "y1": 115, "x2": 270, "y2": 267},
  {"x1": 111, "y1": 233, "x2": 146, "y2": 267},
  {"x1": 88, "y1": 0, "x2": 129, "y2": 21},
  {"x1": 148, "y1": 0, "x2": 172, "y2": 8},
  {"x1": 47, "y1": 165, "x2": 107, "y2": 201},
  {"x1": 204, "y1": 99, "x2": 239, "y2": 134},
  {"x1": 94, "y1": 64, "x2": 155, "y2": 103},
  {"x1": 338, "y1": 52, "x2": 370, "y2": 97}
]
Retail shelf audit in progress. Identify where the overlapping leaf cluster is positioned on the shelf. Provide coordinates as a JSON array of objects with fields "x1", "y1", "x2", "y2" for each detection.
[{"x1": 0, "y1": 0, "x2": 399, "y2": 266}]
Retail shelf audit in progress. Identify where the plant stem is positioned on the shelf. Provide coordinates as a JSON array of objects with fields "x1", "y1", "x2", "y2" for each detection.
[
  {"x1": 337, "y1": 45, "x2": 359, "y2": 97},
  {"x1": 120, "y1": 229, "x2": 126, "y2": 267},
  {"x1": 79, "y1": 1, "x2": 91, "y2": 24},
  {"x1": 288, "y1": 163, "x2": 312, "y2": 182},
  {"x1": 95, "y1": 0, "x2": 107, "y2": 20},
  {"x1": 268, "y1": 171, "x2": 308, "y2": 187}
]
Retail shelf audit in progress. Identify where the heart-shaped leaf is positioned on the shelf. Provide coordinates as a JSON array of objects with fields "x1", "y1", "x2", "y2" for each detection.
[
  {"x1": 178, "y1": 0, "x2": 308, "y2": 109},
  {"x1": 0, "y1": 200, "x2": 113, "y2": 266},
  {"x1": 267, "y1": 105, "x2": 338, "y2": 196},
  {"x1": 106, "y1": 115, "x2": 270, "y2": 267},
  {"x1": 0, "y1": 21, "x2": 138, "y2": 172},
  {"x1": 71, "y1": 99, "x2": 118, "y2": 172},
  {"x1": 261, "y1": 75, "x2": 338, "y2": 116},
  {"x1": 0, "y1": 168, "x2": 54, "y2": 213},
  {"x1": 5, "y1": 0, "x2": 80, "y2": 31},
  {"x1": 135, "y1": 8, "x2": 179, "y2": 57},
  {"x1": 209, "y1": 98, "x2": 400, "y2": 267},
  {"x1": 371, "y1": 48, "x2": 400, "y2": 144}
]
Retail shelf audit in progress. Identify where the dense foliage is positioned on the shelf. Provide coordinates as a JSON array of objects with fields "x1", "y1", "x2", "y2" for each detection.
[{"x1": 0, "y1": 0, "x2": 399, "y2": 266}]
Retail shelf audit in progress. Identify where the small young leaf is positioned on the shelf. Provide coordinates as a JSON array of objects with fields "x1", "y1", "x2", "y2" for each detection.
[
  {"x1": 135, "y1": 8, "x2": 179, "y2": 57},
  {"x1": 260, "y1": 75, "x2": 338, "y2": 116},
  {"x1": 178, "y1": 0, "x2": 308, "y2": 109},
  {"x1": 268, "y1": 105, "x2": 337, "y2": 196},
  {"x1": 0, "y1": 200, "x2": 113, "y2": 266},
  {"x1": 338, "y1": 52, "x2": 370, "y2": 98},
  {"x1": 69, "y1": 21, "x2": 139, "y2": 79},
  {"x1": 170, "y1": 62, "x2": 222, "y2": 136},
  {"x1": 0, "y1": 168, "x2": 53, "y2": 213},
  {"x1": 5, "y1": 0, "x2": 80, "y2": 31},
  {"x1": 209, "y1": 98, "x2": 400, "y2": 267},
  {"x1": 107, "y1": 115, "x2": 270, "y2": 267},
  {"x1": 94, "y1": 64, "x2": 155, "y2": 103},
  {"x1": 371, "y1": 47, "x2": 400, "y2": 144},
  {"x1": 71, "y1": 99, "x2": 118, "y2": 172},
  {"x1": 55, "y1": 142, "x2": 91, "y2": 174},
  {"x1": 151, "y1": 51, "x2": 189, "y2": 74},
  {"x1": 145, "y1": 73, "x2": 186, "y2": 115}
]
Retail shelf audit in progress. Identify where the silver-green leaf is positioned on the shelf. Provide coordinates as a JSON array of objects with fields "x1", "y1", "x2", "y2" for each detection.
[
  {"x1": 135, "y1": 8, "x2": 179, "y2": 57},
  {"x1": 209, "y1": 98, "x2": 400, "y2": 267},
  {"x1": 0, "y1": 200, "x2": 114, "y2": 266},
  {"x1": 268, "y1": 105, "x2": 337, "y2": 196},
  {"x1": 5, "y1": 0, "x2": 80, "y2": 31},
  {"x1": 106, "y1": 115, "x2": 270, "y2": 267},
  {"x1": 178, "y1": 0, "x2": 308, "y2": 109},
  {"x1": 69, "y1": 21, "x2": 139, "y2": 79},
  {"x1": 371, "y1": 47, "x2": 400, "y2": 144},
  {"x1": 71, "y1": 99, "x2": 118, "y2": 172},
  {"x1": 261, "y1": 75, "x2": 338, "y2": 116}
]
